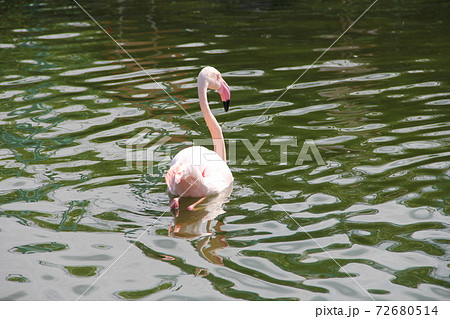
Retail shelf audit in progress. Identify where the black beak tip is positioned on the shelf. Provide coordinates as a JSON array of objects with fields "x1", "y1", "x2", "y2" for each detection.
[{"x1": 223, "y1": 100, "x2": 230, "y2": 112}]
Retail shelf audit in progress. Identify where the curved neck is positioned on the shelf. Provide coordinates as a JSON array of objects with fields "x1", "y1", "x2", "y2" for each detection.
[{"x1": 198, "y1": 78, "x2": 226, "y2": 161}]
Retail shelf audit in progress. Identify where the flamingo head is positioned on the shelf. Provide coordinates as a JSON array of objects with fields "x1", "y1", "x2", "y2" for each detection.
[{"x1": 199, "y1": 66, "x2": 231, "y2": 112}]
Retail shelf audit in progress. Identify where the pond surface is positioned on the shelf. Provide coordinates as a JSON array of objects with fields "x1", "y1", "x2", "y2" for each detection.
[{"x1": 0, "y1": 0, "x2": 449, "y2": 300}]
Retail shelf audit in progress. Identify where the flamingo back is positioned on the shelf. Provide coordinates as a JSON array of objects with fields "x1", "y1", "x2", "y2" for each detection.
[{"x1": 165, "y1": 146, "x2": 233, "y2": 197}]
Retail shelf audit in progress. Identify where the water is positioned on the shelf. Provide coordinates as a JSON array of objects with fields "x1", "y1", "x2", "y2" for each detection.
[{"x1": 1, "y1": 0, "x2": 449, "y2": 300}]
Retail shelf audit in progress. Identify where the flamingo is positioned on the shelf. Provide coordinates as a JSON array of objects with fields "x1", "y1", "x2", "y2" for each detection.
[{"x1": 165, "y1": 66, "x2": 233, "y2": 211}]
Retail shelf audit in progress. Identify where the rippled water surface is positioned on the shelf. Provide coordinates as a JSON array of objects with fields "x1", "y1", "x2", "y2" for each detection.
[{"x1": 1, "y1": 0, "x2": 449, "y2": 300}]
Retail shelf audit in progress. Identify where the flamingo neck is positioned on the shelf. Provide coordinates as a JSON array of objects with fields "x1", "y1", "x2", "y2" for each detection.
[{"x1": 198, "y1": 78, "x2": 226, "y2": 161}]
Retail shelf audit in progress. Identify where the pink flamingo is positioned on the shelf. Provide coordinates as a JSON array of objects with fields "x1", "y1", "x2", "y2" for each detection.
[{"x1": 165, "y1": 66, "x2": 233, "y2": 211}]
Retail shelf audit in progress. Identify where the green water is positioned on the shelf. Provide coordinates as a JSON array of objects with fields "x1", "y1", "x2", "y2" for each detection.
[{"x1": 0, "y1": 0, "x2": 449, "y2": 300}]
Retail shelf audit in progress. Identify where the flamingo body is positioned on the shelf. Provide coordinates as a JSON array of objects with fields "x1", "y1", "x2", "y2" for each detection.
[{"x1": 165, "y1": 146, "x2": 233, "y2": 197}]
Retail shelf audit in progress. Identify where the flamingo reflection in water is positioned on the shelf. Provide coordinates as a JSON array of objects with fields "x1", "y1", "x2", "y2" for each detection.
[{"x1": 168, "y1": 184, "x2": 232, "y2": 271}]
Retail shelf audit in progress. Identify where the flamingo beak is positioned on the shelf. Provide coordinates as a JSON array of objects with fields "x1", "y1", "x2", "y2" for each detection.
[
  {"x1": 218, "y1": 78, "x2": 230, "y2": 112},
  {"x1": 223, "y1": 100, "x2": 230, "y2": 112}
]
